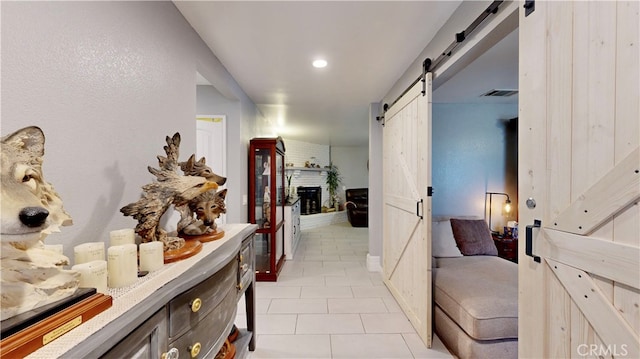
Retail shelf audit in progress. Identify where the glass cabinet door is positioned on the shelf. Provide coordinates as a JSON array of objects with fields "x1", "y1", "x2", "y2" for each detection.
[
  {"x1": 253, "y1": 148, "x2": 272, "y2": 229},
  {"x1": 254, "y1": 232, "x2": 270, "y2": 273},
  {"x1": 275, "y1": 152, "x2": 284, "y2": 225},
  {"x1": 249, "y1": 137, "x2": 286, "y2": 281}
]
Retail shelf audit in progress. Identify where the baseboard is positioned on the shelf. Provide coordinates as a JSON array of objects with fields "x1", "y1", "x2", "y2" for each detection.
[{"x1": 366, "y1": 254, "x2": 382, "y2": 272}]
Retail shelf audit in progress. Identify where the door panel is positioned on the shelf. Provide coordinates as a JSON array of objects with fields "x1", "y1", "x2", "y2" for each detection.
[
  {"x1": 382, "y1": 74, "x2": 432, "y2": 347},
  {"x1": 519, "y1": 2, "x2": 639, "y2": 358}
]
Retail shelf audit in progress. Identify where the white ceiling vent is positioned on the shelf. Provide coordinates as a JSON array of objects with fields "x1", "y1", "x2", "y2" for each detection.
[{"x1": 480, "y1": 89, "x2": 519, "y2": 97}]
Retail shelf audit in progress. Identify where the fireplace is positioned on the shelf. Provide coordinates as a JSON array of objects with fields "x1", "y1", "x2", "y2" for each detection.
[{"x1": 297, "y1": 186, "x2": 321, "y2": 215}]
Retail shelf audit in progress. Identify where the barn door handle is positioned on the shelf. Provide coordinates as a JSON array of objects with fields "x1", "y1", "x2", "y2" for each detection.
[
  {"x1": 416, "y1": 199, "x2": 424, "y2": 219},
  {"x1": 525, "y1": 219, "x2": 542, "y2": 263}
]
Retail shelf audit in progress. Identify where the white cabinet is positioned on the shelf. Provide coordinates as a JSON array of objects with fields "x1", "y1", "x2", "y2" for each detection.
[{"x1": 284, "y1": 199, "x2": 301, "y2": 260}]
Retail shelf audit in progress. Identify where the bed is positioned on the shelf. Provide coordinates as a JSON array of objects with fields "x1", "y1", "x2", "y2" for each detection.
[{"x1": 432, "y1": 218, "x2": 518, "y2": 359}]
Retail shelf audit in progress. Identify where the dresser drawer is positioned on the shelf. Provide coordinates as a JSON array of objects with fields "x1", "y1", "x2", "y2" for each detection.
[
  {"x1": 102, "y1": 307, "x2": 167, "y2": 359},
  {"x1": 168, "y1": 287, "x2": 237, "y2": 359},
  {"x1": 168, "y1": 258, "x2": 236, "y2": 338}
]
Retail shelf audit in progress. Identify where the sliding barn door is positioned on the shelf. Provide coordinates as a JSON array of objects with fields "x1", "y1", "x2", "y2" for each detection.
[
  {"x1": 383, "y1": 74, "x2": 432, "y2": 347},
  {"x1": 519, "y1": 2, "x2": 639, "y2": 358}
]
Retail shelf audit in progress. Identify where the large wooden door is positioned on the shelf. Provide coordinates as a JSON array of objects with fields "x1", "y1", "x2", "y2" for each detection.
[
  {"x1": 519, "y1": 2, "x2": 639, "y2": 358},
  {"x1": 383, "y1": 74, "x2": 432, "y2": 347}
]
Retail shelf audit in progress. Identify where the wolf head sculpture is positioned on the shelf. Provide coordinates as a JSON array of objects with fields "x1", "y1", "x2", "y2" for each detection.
[
  {"x1": 1, "y1": 126, "x2": 72, "y2": 244},
  {"x1": 1, "y1": 126, "x2": 78, "y2": 320}
]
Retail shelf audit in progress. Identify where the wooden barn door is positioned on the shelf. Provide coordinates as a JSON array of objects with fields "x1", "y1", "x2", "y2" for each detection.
[
  {"x1": 519, "y1": 2, "x2": 639, "y2": 358},
  {"x1": 382, "y1": 74, "x2": 432, "y2": 347}
]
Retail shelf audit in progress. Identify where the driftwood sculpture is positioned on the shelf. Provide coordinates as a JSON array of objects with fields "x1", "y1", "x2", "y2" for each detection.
[
  {"x1": 176, "y1": 155, "x2": 228, "y2": 236},
  {"x1": 0, "y1": 126, "x2": 79, "y2": 320},
  {"x1": 120, "y1": 133, "x2": 218, "y2": 251}
]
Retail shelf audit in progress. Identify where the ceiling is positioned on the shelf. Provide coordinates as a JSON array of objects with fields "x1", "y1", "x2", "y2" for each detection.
[{"x1": 176, "y1": 1, "x2": 517, "y2": 147}]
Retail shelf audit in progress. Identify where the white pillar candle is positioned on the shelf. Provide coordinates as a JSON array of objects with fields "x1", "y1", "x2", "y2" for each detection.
[
  {"x1": 74, "y1": 242, "x2": 105, "y2": 265},
  {"x1": 44, "y1": 244, "x2": 64, "y2": 254},
  {"x1": 72, "y1": 260, "x2": 108, "y2": 294},
  {"x1": 109, "y1": 228, "x2": 136, "y2": 247},
  {"x1": 107, "y1": 244, "x2": 138, "y2": 288},
  {"x1": 139, "y1": 241, "x2": 164, "y2": 272}
]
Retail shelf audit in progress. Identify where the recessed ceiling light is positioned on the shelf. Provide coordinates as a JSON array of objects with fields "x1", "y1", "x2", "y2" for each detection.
[{"x1": 312, "y1": 59, "x2": 327, "y2": 68}]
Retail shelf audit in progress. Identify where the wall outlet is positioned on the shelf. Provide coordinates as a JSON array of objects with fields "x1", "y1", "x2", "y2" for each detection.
[{"x1": 242, "y1": 194, "x2": 247, "y2": 205}]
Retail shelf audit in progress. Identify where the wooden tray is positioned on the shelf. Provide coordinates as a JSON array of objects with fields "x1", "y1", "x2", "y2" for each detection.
[
  {"x1": 163, "y1": 239, "x2": 202, "y2": 263},
  {"x1": 179, "y1": 229, "x2": 225, "y2": 243},
  {"x1": 1, "y1": 288, "x2": 96, "y2": 339}
]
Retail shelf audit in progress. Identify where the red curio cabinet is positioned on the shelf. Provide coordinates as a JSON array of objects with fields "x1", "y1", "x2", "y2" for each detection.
[{"x1": 249, "y1": 137, "x2": 286, "y2": 281}]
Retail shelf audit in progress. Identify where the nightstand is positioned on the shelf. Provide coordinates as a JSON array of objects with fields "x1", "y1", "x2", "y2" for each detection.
[{"x1": 492, "y1": 234, "x2": 518, "y2": 263}]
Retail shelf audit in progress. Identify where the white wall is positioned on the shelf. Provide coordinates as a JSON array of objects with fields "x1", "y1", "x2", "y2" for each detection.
[
  {"x1": 2, "y1": 2, "x2": 261, "y2": 261},
  {"x1": 331, "y1": 145, "x2": 369, "y2": 192}
]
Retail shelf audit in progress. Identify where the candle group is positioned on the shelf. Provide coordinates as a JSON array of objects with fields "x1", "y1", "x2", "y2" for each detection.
[{"x1": 71, "y1": 229, "x2": 167, "y2": 290}]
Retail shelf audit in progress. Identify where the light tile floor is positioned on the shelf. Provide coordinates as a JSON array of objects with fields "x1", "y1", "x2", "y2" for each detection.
[{"x1": 236, "y1": 222, "x2": 452, "y2": 359}]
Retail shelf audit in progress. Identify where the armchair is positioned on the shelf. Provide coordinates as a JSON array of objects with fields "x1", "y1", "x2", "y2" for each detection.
[{"x1": 345, "y1": 188, "x2": 368, "y2": 227}]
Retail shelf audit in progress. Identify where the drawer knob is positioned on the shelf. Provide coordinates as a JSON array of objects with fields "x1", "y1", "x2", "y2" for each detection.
[
  {"x1": 189, "y1": 342, "x2": 201, "y2": 358},
  {"x1": 161, "y1": 348, "x2": 179, "y2": 359},
  {"x1": 190, "y1": 298, "x2": 202, "y2": 313}
]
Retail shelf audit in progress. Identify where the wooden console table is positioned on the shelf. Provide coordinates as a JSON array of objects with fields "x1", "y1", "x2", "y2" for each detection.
[{"x1": 25, "y1": 224, "x2": 257, "y2": 359}]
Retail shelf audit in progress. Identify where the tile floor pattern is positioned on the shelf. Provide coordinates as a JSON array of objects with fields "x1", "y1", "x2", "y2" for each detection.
[{"x1": 236, "y1": 222, "x2": 452, "y2": 359}]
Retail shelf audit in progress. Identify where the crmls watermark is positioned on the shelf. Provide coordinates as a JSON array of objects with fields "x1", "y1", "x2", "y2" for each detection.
[{"x1": 577, "y1": 344, "x2": 628, "y2": 357}]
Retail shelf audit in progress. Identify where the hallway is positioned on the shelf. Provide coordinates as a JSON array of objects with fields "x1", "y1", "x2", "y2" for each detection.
[{"x1": 236, "y1": 222, "x2": 452, "y2": 358}]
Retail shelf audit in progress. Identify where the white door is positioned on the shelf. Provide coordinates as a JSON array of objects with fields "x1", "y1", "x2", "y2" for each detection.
[
  {"x1": 382, "y1": 74, "x2": 432, "y2": 347},
  {"x1": 519, "y1": 2, "x2": 639, "y2": 358},
  {"x1": 196, "y1": 115, "x2": 227, "y2": 223}
]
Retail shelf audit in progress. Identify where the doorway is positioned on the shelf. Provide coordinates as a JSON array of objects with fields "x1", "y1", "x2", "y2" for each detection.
[{"x1": 195, "y1": 72, "x2": 230, "y2": 224}]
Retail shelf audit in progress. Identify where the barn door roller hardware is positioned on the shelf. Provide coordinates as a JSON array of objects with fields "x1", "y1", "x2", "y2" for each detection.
[
  {"x1": 376, "y1": 103, "x2": 390, "y2": 126},
  {"x1": 524, "y1": 0, "x2": 535, "y2": 17},
  {"x1": 381, "y1": 0, "x2": 503, "y2": 118},
  {"x1": 426, "y1": 1, "x2": 502, "y2": 75},
  {"x1": 525, "y1": 219, "x2": 542, "y2": 263},
  {"x1": 421, "y1": 58, "x2": 432, "y2": 96}
]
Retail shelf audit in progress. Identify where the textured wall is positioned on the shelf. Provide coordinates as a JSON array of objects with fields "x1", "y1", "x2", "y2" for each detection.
[
  {"x1": 432, "y1": 103, "x2": 518, "y2": 230},
  {"x1": 1, "y1": 2, "x2": 260, "y2": 260}
]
